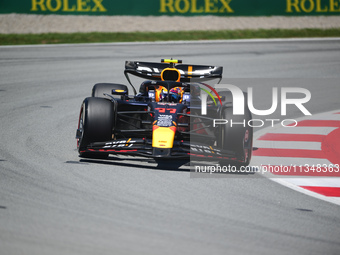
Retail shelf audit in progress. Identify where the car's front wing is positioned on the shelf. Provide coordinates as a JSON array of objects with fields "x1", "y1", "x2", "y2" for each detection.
[{"x1": 80, "y1": 138, "x2": 244, "y2": 162}]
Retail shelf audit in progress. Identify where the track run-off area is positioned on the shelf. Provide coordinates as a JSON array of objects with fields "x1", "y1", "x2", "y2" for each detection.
[
  {"x1": 1, "y1": 38, "x2": 340, "y2": 254},
  {"x1": 252, "y1": 109, "x2": 340, "y2": 206}
]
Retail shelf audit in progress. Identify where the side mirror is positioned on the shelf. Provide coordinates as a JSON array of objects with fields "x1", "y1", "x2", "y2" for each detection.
[{"x1": 111, "y1": 89, "x2": 128, "y2": 95}]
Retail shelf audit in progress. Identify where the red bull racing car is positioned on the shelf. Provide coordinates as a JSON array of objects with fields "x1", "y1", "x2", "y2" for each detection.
[{"x1": 76, "y1": 59, "x2": 253, "y2": 168}]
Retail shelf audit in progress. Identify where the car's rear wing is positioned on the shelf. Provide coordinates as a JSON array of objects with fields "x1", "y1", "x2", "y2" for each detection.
[{"x1": 124, "y1": 60, "x2": 223, "y2": 94}]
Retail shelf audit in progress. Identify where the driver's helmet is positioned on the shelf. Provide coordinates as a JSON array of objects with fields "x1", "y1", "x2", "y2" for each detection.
[
  {"x1": 169, "y1": 87, "x2": 182, "y2": 103},
  {"x1": 155, "y1": 86, "x2": 183, "y2": 103}
]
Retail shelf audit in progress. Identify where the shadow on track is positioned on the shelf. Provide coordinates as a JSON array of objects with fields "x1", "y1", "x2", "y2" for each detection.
[
  {"x1": 66, "y1": 156, "x2": 191, "y2": 172},
  {"x1": 66, "y1": 156, "x2": 258, "y2": 176}
]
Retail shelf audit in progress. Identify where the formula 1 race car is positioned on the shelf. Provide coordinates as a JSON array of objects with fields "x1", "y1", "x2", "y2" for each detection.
[{"x1": 76, "y1": 59, "x2": 253, "y2": 168}]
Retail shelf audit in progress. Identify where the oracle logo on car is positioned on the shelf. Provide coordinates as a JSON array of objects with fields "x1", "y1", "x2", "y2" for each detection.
[{"x1": 200, "y1": 84, "x2": 312, "y2": 128}]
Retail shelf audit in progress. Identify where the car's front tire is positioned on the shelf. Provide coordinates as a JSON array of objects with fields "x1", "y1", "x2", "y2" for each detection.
[{"x1": 77, "y1": 97, "x2": 114, "y2": 158}]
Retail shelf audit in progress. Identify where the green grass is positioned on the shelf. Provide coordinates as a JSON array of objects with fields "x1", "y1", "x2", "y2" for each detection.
[{"x1": 0, "y1": 28, "x2": 339, "y2": 45}]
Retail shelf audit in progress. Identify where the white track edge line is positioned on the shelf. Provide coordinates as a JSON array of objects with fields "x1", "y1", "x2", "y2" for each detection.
[{"x1": 1, "y1": 37, "x2": 340, "y2": 49}]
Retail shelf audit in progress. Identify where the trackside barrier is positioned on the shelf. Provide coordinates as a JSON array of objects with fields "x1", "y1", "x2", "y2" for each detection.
[{"x1": 1, "y1": 0, "x2": 340, "y2": 16}]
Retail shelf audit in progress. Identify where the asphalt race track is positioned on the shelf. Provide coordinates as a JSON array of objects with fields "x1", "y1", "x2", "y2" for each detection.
[{"x1": 1, "y1": 39, "x2": 340, "y2": 255}]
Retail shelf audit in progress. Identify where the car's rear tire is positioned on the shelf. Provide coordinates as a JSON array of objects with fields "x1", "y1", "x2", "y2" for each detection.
[
  {"x1": 219, "y1": 106, "x2": 253, "y2": 169},
  {"x1": 92, "y1": 83, "x2": 128, "y2": 99},
  {"x1": 77, "y1": 97, "x2": 114, "y2": 158}
]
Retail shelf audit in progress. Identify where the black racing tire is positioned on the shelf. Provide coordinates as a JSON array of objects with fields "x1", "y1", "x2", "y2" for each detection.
[
  {"x1": 77, "y1": 97, "x2": 114, "y2": 158},
  {"x1": 218, "y1": 99, "x2": 253, "y2": 169},
  {"x1": 92, "y1": 83, "x2": 128, "y2": 99}
]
